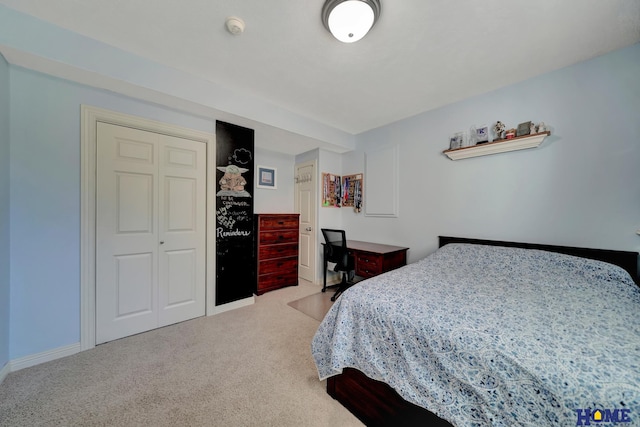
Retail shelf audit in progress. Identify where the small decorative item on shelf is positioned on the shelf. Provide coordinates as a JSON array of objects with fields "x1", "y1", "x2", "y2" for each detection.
[
  {"x1": 449, "y1": 135, "x2": 459, "y2": 150},
  {"x1": 468, "y1": 125, "x2": 478, "y2": 146},
  {"x1": 493, "y1": 121, "x2": 506, "y2": 141},
  {"x1": 449, "y1": 133, "x2": 463, "y2": 150},
  {"x1": 530, "y1": 122, "x2": 537, "y2": 135},
  {"x1": 505, "y1": 128, "x2": 517, "y2": 139},
  {"x1": 516, "y1": 121, "x2": 532, "y2": 137},
  {"x1": 537, "y1": 122, "x2": 546, "y2": 132},
  {"x1": 456, "y1": 131, "x2": 466, "y2": 148},
  {"x1": 476, "y1": 125, "x2": 489, "y2": 144}
]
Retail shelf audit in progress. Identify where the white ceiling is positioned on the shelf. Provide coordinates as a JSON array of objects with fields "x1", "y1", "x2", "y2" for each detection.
[{"x1": 1, "y1": 0, "x2": 639, "y2": 149}]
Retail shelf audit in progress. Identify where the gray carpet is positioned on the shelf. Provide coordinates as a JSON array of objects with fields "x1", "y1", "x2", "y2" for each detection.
[{"x1": 0, "y1": 282, "x2": 362, "y2": 427}]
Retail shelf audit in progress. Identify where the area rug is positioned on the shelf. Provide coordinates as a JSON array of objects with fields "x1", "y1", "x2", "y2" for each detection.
[{"x1": 288, "y1": 291, "x2": 335, "y2": 321}]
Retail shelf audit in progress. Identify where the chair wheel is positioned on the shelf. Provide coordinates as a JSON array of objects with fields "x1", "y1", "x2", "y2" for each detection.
[
  {"x1": 330, "y1": 296, "x2": 337, "y2": 302},
  {"x1": 321, "y1": 288, "x2": 326, "y2": 293}
]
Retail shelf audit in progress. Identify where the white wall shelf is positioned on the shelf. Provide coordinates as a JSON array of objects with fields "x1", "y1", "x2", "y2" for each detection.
[{"x1": 443, "y1": 131, "x2": 551, "y2": 160}]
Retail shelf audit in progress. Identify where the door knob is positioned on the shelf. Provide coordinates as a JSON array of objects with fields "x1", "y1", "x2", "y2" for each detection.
[
  {"x1": 305, "y1": 227, "x2": 312, "y2": 231},
  {"x1": 160, "y1": 241, "x2": 165, "y2": 245}
]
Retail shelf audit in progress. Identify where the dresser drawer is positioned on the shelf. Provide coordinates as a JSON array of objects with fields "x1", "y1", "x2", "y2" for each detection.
[
  {"x1": 257, "y1": 271, "x2": 298, "y2": 294},
  {"x1": 354, "y1": 253, "x2": 382, "y2": 278},
  {"x1": 258, "y1": 215, "x2": 299, "y2": 231},
  {"x1": 259, "y1": 230, "x2": 298, "y2": 245},
  {"x1": 258, "y1": 242, "x2": 298, "y2": 260},
  {"x1": 258, "y1": 256, "x2": 298, "y2": 276}
]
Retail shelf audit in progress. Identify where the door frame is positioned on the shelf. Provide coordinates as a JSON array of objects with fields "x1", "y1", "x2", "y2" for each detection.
[{"x1": 80, "y1": 105, "x2": 215, "y2": 350}]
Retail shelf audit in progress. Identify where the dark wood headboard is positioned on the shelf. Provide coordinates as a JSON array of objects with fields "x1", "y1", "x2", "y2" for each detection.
[{"x1": 439, "y1": 236, "x2": 639, "y2": 283}]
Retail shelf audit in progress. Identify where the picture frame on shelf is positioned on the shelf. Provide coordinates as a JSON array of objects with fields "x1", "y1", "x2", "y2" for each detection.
[
  {"x1": 516, "y1": 121, "x2": 532, "y2": 137},
  {"x1": 449, "y1": 135, "x2": 461, "y2": 150},
  {"x1": 455, "y1": 132, "x2": 467, "y2": 148},
  {"x1": 256, "y1": 165, "x2": 277, "y2": 189},
  {"x1": 449, "y1": 132, "x2": 467, "y2": 150},
  {"x1": 468, "y1": 126, "x2": 478, "y2": 146},
  {"x1": 476, "y1": 125, "x2": 489, "y2": 143}
]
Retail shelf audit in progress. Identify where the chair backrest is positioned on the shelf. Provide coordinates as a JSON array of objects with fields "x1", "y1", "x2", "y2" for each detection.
[{"x1": 321, "y1": 228, "x2": 349, "y2": 267}]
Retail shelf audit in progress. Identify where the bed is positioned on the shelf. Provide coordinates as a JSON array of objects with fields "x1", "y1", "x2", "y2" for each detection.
[{"x1": 312, "y1": 236, "x2": 640, "y2": 426}]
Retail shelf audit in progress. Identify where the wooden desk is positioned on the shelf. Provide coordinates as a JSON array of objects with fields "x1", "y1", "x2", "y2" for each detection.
[{"x1": 322, "y1": 240, "x2": 409, "y2": 292}]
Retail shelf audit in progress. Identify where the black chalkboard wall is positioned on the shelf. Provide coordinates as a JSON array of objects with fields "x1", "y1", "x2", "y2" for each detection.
[{"x1": 215, "y1": 121, "x2": 255, "y2": 305}]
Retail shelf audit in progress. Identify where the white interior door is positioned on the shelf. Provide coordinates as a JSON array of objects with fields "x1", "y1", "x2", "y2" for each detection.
[
  {"x1": 96, "y1": 123, "x2": 205, "y2": 344},
  {"x1": 158, "y1": 134, "x2": 206, "y2": 326},
  {"x1": 295, "y1": 160, "x2": 316, "y2": 283}
]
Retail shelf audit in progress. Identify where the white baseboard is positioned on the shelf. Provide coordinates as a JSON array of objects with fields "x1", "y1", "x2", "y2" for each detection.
[
  {"x1": 208, "y1": 295, "x2": 255, "y2": 316},
  {"x1": 9, "y1": 342, "x2": 82, "y2": 373},
  {"x1": 0, "y1": 360, "x2": 9, "y2": 384}
]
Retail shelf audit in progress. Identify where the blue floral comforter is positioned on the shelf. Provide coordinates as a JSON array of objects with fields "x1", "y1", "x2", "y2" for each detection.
[{"x1": 312, "y1": 244, "x2": 640, "y2": 426}]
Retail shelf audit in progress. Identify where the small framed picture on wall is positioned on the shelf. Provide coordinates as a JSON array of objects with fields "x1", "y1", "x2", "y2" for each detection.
[{"x1": 257, "y1": 165, "x2": 277, "y2": 189}]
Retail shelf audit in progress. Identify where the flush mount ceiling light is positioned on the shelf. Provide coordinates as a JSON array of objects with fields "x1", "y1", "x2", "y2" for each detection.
[
  {"x1": 225, "y1": 16, "x2": 245, "y2": 35},
  {"x1": 322, "y1": 0, "x2": 381, "y2": 43}
]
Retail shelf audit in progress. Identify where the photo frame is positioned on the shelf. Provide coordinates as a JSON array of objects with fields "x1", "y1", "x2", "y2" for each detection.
[
  {"x1": 256, "y1": 165, "x2": 277, "y2": 189},
  {"x1": 516, "y1": 121, "x2": 532, "y2": 137},
  {"x1": 449, "y1": 134, "x2": 461, "y2": 150},
  {"x1": 476, "y1": 125, "x2": 489, "y2": 143}
]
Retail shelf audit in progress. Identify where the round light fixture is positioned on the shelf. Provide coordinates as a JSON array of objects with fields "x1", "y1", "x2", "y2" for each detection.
[
  {"x1": 225, "y1": 16, "x2": 245, "y2": 35},
  {"x1": 322, "y1": 0, "x2": 381, "y2": 43}
]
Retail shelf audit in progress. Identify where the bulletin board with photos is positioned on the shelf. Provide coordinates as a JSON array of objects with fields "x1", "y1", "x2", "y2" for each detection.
[
  {"x1": 322, "y1": 172, "x2": 364, "y2": 213},
  {"x1": 341, "y1": 174, "x2": 363, "y2": 213},
  {"x1": 322, "y1": 172, "x2": 342, "y2": 208}
]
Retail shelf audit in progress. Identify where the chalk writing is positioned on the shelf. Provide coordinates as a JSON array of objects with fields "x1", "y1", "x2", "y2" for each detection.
[{"x1": 217, "y1": 227, "x2": 252, "y2": 238}]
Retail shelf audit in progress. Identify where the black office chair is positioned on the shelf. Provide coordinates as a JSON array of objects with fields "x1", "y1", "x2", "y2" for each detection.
[{"x1": 321, "y1": 228, "x2": 355, "y2": 301}]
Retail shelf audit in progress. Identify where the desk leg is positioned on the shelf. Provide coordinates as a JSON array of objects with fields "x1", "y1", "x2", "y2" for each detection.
[{"x1": 322, "y1": 248, "x2": 328, "y2": 292}]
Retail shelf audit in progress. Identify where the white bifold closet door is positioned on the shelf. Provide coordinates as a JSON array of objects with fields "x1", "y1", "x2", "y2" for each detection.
[{"x1": 96, "y1": 122, "x2": 206, "y2": 344}]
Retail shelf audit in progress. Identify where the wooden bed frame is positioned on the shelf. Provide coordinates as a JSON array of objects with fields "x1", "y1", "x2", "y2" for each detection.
[{"x1": 326, "y1": 236, "x2": 639, "y2": 427}]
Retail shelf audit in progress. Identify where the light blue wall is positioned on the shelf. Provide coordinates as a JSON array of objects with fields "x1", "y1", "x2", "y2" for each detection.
[
  {"x1": 343, "y1": 43, "x2": 640, "y2": 272},
  {"x1": 8, "y1": 67, "x2": 296, "y2": 360},
  {"x1": 6, "y1": 40, "x2": 639, "y2": 362},
  {"x1": 0, "y1": 54, "x2": 10, "y2": 370},
  {"x1": 8, "y1": 68, "x2": 210, "y2": 359},
  {"x1": 0, "y1": 5, "x2": 354, "y2": 152},
  {"x1": 254, "y1": 147, "x2": 295, "y2": 213}
]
